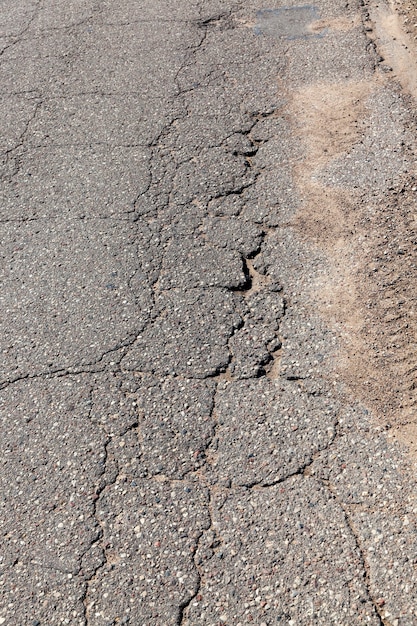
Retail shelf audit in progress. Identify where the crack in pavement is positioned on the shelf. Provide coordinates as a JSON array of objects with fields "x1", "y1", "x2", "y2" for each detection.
[
  {"x1": 322, "y1": 480, "x2": 387, "y2": 626},
  {"x1": 2, "y1": 0, "x2": 417, "y2": 623}
]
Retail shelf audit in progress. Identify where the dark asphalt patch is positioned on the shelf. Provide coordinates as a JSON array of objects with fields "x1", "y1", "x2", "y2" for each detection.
[{"x1": 255, "y1": 5, "x2": 325, "y2": 39}]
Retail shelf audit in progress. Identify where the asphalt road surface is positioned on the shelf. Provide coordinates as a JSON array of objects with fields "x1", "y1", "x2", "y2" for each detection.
[{"x1": 2, "y1": 0, "x2": 417, "y2": 624}]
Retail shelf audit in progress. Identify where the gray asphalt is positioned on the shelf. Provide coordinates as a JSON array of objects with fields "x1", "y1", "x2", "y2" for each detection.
[{"x1": 1, "y1": 0, "x2": 417, "y2": 625}]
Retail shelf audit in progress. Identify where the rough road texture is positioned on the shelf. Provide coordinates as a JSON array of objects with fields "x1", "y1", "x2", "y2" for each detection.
[{"x1": 2, "y1": 0, "x2": 417, "y2": 625}]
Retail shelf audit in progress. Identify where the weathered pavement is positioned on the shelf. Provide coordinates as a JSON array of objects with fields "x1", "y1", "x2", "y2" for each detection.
[{"x1": 2, "y1": 0, "x2": 417, "y2": 624}]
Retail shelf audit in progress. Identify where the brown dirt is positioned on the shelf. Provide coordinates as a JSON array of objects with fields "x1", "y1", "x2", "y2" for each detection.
[
  {"x1": 368, "y1": 0, "x2": 417, "y2": 97},
  {"x1": 287, "y1": 3, "x2": 417, "y2": 457},
  {"x1": 391, "y1": 0, "x2": 417, "y2": 47},
  {"x1": 308, "y1": 14, "x2": 362, "y2": 33}
]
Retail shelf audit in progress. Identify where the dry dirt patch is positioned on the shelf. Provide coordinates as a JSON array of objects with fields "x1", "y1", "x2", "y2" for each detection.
[{"x1": 288, "y1": 25, "x2": 417, "y2": 456}]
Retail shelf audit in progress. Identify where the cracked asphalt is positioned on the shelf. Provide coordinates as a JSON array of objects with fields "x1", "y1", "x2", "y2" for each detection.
[{"x1": 2, "y1": 0, "x2": 417, "y2": 624}]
